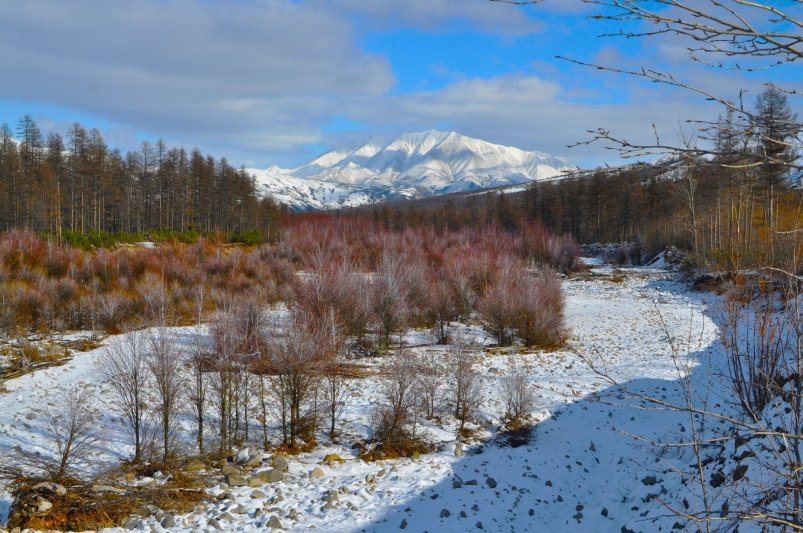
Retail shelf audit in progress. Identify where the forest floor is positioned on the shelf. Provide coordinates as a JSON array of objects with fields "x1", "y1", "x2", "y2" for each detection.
[{"x1": 0, "y1": 264, "x2": 751, "y2": 532}]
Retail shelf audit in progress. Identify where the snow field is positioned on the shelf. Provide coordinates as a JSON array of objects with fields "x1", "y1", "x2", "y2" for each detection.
[{"x1": 0, "y1": 267, "x2": 731, "y2": 532}]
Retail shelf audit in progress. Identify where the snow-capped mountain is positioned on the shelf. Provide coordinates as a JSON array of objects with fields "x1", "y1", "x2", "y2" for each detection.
[{"x1": 250, "y1": 130, "x2": 573, "y2": 210}]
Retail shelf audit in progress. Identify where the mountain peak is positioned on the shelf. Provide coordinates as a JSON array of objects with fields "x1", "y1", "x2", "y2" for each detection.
[{"x1": 250, "y1": 130, "x2": 572, "y2": 210}]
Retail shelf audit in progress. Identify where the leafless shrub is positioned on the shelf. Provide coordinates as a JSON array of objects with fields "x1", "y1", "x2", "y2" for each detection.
[
  {"x1": 1, "y1": 387, "x2": 101, "y2": 483},
  {"x1": 513, "y1": 269, "x2": 565, "y2": 348},
  {"x1": 371, "y1": 252, "x2": 412, "y2": 348},
  {"x1": 477, "y1": 257, "x2": 520, "y2": 346},
  {"x1": 266, "y1": 310, "x2": 339, "y2": 450},
  {"x1": 501, "y1": 356, "x2": 536, "y2": 426},
  {"x1": 371, "y1": 347, "x2": 419, "y2": 455},
  {"x1": 445, "y1": 256, "x2": 477, "y2": 317},
  {"x1": 136, "y1": 273, "x2": 169, "y2": 326},
  {"x1": 450, "y1": 342, "x2": 483, "y2": 435},
  {"x1": 415, "y1": 350, "x2": 446, "y2": 419},
  {"x1": 47, "y1": 387, "x2": 99, "y2": 481},
  {"x1": 322, "y1": 363, "x2": 352, "y2": 441},
  {"x1": 545, "y1": 234, "x2": 579, "y2": 271},
  {"x1": 100, "y1": 330, "x2": 152, "y2": 463},
  {"x1": 722, "y1": 286, "x2": 787, "y2": 421},
  {"x1": 424, "y1": 269, "x2": 461, "y2": 344},
  {"x1": 96, "y1": 292, "x2": 129, "y2": 333}
]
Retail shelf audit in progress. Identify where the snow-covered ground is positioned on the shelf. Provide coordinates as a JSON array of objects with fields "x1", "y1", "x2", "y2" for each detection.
[{"x1": 0, "y1": 266, "x2": 743, "y2": 532}]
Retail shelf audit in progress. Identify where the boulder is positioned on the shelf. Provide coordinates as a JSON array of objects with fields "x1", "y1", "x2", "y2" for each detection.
[
  {"x1": 160, "y1": 514, "x2": 175, "y2": 528},
  {"x1": 251, "y1": 469, "x2": 284, "y2": 485},
  {"x1": 271, "y1": 455, "x2": 290, "y2": 473},
  {"x1": 309, "y1": 466, "x2": 325, "y2": 479},
  {"x1": 235, "y1": 446, "x2": 259, "y2": 464},
  {"x1": 245, "y1": 454, "x2": 263, "y2": 468},
  {"x1": 226, "y1": 473, "x2": 250, "y2": 487},
  {"x1": 222, "y1": 464, "x2": 240, "y2": 476},
  {"x1": 125, "y1": 517, "x2": 147, "y2": 530},
  {"x1": 267, "y1": 515, "x2": 284, "y2": 529}
]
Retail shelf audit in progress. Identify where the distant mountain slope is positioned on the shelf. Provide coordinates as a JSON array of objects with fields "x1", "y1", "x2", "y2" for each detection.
[{"x1": 250, "y1": 130, "x2": 573, "y2": 210}]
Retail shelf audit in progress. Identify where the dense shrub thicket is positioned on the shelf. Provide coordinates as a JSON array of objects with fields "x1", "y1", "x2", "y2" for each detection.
[
  {"x1": 0, "y1": 218, "x2": 573, "y2": 343},
  {"x1": 0, "y1": 229, "x2": 293, "y2": 335}
]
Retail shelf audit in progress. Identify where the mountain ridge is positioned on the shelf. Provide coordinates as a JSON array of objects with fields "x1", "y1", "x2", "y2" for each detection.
[{"x1": 250, "y1": 130, "x2": 574, "y2": 210}]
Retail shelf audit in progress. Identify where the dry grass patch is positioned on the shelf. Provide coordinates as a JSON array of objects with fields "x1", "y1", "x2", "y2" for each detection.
[
  {"x1": 359, "y1": 438, "x2": 429, "y2": 461},
  {"x1": 7, "y1": 464, "x2": 208, "y2": 531}
]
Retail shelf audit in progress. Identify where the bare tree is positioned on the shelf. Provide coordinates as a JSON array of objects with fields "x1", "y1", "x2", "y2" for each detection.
[
  {"x1": 322, "y1": 364, "x2": 352, "y2": 441},
  {"x1": 188, "y1": 284, "x2": 208, "y2": 454},
  {"x1": 208, "y1": 293, "x2": 266, "y2": 451},
  {"x1": 100, "y1": 330, "x2": 151, "y2": 462},
  {"x1": 371, "y1": 252, "x2": 412, "y2": 349},
  {"x1": 267, "y1": 310, "x2": 337, "y2": 449},
  {"x1": 450, "y1": 342, "x2": 483, "y2": 435},
  {"x1": 254, "y1": 368, "x2": 272, "y2": 450},
  {"x1": 148, "y1": 327, "x2": 184, "y2": 462},
  {"x1": 372, "y1": 347, "x2": 418, "y2": 453},
  {"x1": 18, "y1": 387, "x2": 101, "y2": 482},
  {"x1": 415, "y1": 349, "x2": 446, "y2": 420},
  {"x1": 137, "y1": 272, "x2": 169, "y2": 326},
  {"x1": 501, "y1": 356, "x2": 536, "y2": 426},
  {"x1": 209, "y1": 307, "x2": 240, "y2": 452},
  {"x1": 493, "y1": 1, "x2": 802, "y2": 187},
  {"x1": 424, "y1": 268, "x2": 461, "y2": 344}
]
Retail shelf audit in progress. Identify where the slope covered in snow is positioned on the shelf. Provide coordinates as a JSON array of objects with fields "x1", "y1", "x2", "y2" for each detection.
[
  {"x1": 251, "y1": 130, "x2": 573, "y2": 210},
  {"x1": 0, "y1": 266, "x2": 759, "y2": 533}
]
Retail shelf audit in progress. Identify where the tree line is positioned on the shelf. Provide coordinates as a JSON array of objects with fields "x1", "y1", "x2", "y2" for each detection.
[{"x1": 0, "y1": 116, "x2": 283, "y2": 242}]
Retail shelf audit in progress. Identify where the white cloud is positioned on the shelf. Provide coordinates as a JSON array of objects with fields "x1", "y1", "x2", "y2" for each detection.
[
  {"x1": 337, "y1": 73, "x2": 741, "y2": 166},
  {"x1": 0, "y1": 0, "x2": 394, "y2": 162},
  {"x1": 2, "y1": 0, "x2": 795, "y2": 170}
]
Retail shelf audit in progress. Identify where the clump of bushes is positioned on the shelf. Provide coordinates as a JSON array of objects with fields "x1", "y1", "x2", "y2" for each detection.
[
  {"x1": 0, "y1": 230, "x2": 291, "y2": 337},
  {"x1": 477, "y1": 259, "x2": 565, "y2": 348}
]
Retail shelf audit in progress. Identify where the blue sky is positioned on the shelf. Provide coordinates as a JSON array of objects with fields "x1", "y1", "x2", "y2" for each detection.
[{"x1": 0, "y1": 0, "x2": 798, "y2": 169}]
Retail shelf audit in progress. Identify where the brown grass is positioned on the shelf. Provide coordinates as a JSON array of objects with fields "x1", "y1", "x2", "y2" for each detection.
[
  {"x1": 8, "y1": 467, "x2": 207, "y2": 531},
  {"x1": 360, "y1": 438, "x2": 429, "y2": 461}
]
